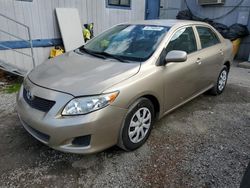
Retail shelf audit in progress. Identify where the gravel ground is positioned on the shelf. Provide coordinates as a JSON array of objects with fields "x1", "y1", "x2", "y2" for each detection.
[{"x1": 0, "y1": 66, "x2": 249, "y2": 188}]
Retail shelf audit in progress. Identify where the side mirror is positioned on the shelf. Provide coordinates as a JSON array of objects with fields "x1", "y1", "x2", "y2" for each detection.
[{"x1": 164, "y1": 50, "x2": 187, "y2": 64}]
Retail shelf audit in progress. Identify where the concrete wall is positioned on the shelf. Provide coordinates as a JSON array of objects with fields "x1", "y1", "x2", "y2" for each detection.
[{"x1": 0, "y1": 0, "x2": 146, "y2": 71}]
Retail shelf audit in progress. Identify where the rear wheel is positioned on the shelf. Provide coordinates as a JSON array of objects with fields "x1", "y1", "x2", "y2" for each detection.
[
  {"x1": 118, "y1": 98, "x2": 154, "y2": 151},
  {"x1": 209, "y1": 65, "x2": 229, "y2": 95}
]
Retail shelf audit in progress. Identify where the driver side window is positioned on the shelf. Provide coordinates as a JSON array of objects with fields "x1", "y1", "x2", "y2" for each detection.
[{"x1": 165, "y1": 27, "x2": 197, "y2": 54}]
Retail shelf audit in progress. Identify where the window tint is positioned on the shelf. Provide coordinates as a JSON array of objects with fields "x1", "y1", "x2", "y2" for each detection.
[
  {"x1": 108, "y1": 0, "x2": 131, "y2": 7},
  {"x1": 197, "y1": 27, "x2": 220, "y2": 48},
  {"x1": 165, "y1": 27, "x2": 197, "y2": 54}
]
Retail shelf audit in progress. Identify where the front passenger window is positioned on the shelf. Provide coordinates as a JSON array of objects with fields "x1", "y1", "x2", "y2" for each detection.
[{"x1": 165, "y1": 27, "x2": 197, "y2": 54}]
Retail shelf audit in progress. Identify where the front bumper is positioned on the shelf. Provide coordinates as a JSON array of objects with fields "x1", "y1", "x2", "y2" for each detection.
[{"x1": 16, "y1": 79, "x2": 127, "y2": 154}]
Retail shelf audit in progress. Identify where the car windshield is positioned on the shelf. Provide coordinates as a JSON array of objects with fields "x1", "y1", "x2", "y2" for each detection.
[{"x1": 81, "y1": 24, "x2": 169, "y2": 62}]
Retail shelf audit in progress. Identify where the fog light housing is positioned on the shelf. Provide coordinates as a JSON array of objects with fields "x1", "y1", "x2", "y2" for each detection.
[{"x1": 72, "y1": 135, "x2": 91, "y2": 147}]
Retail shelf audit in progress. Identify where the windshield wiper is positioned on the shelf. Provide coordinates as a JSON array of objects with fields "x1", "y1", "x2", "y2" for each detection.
[
  {"x1": 95, "y1": 51, "x2": 127, "y2": 63},
  {"x1": 79, "y1": 46, "x2": 127, "y2": 62},
  {"x1": 79, "y1": 47, "x2": 106, "y2": 59}
]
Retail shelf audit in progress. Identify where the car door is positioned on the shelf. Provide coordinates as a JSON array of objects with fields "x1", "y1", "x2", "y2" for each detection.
[
  {"x1": 194, "y1": 26, "x2": 224, "y2": 87},
  {"x1": 159, "y1": 26, "x2": 203, "y2": 111}
]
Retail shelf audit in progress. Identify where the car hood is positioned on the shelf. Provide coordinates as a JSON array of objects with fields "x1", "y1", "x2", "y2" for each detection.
[{"x1": 28, "y1": 51, "x2": 140, "y2": 96}]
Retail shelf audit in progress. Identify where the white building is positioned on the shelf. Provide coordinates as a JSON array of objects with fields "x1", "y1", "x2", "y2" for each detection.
[{"x1": 0, "y1": 0, "x2": 148, "y2": 74}]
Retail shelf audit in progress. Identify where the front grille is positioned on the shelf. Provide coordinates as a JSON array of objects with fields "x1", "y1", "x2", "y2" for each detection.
[{"x1": 23, "y1": 88, "x2": 56, "y2": 112}]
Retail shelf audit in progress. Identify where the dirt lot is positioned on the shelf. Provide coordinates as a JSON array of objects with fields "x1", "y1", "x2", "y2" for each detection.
[{"x1": 0, "y1": 66, "x2": 249, "y2": 188}]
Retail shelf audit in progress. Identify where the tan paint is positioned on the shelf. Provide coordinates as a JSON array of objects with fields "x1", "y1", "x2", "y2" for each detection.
[{"x1": 17, "y1": 20, "x2": 233, "y2": 154}]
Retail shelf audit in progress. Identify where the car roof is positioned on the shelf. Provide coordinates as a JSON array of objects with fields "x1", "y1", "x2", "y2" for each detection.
[{"x1": 126, "y1": 19, "x2": 208, "y2": 28}]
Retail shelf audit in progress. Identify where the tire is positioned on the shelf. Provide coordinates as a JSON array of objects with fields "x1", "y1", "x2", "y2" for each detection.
[
  {"x1": 118, "y1": 98, "x2": 155, "y2": 151},
  {"x1": 209, "y1": 65, "x2": 229, "y2": 95}
]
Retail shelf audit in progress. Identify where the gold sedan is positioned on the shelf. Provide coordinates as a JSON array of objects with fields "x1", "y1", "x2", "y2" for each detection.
[{"x1": 17, "y1": 20, "x2": 233, "y2": 154}]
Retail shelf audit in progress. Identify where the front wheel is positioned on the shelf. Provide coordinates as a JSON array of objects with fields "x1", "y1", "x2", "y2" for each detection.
[
  {"x1": 209, "y1": 65, "x2": 229, "y2": 95},
  {"x1": 118, "y1": 98, "x2": 154, "y2": 151}
]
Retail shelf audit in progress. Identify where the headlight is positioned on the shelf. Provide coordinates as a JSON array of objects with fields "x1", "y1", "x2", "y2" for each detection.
[{"x1": 62, "y1": 91, "x2": 119, "y2": 116}]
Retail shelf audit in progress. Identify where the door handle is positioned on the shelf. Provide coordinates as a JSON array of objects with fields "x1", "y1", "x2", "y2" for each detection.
[
  {"x1": 196, "y1": 58, "x2": 202, "y2": 65},
  {"x1": 219, "y1": 49, "x2": 224, "y2": 55}
]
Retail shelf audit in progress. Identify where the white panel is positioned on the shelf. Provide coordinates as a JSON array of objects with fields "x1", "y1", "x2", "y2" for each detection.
[
  {"x1": 6, "y1": 1, "x2": 18, "y2": 41},
  {"x1": 1, "y1": 0, "x2": 11, "y2": 41},
  {"x1": 37, "y1": 0, "x2": 48, "y2": 39},
  {"x1": 64, "y1": 0, "x2": 72, "y2": 8},
  {"x1": 31, "y1": 0, "x2": 42, "y2": 39},
  {"x1": 43, "y1": 0, "x2": 54, "y2": 38},
  {"x1": 56, "y1": 8, "x2": 84, "y2": 52},
  {"x1": 0, "y1": 47, "x2": 52, "y2": 71},
  {"x1": 58, "y1": 0, "x2": 65, "y2": 8},
  {"x1": 80, "y1": 0, "x2": 88, "y2": 26},
  {"x1": 20, "y1": 1, "x2": 32, "y2": 39},
  {"x1": 92, "y1": 0, "x2": 97, "y2": 33},
  {"x1": 103, "y1": 4, "x2": 110, "y2": 31},
  {"x1": 98, "y1": 0, "x2": 105, "y2": 34},
  {"x1": 35, "y1": 47, "x2": 44, "y2": 66},
  {"x1": 52, "y1": 0, "x2": 60, "y2": 38}
]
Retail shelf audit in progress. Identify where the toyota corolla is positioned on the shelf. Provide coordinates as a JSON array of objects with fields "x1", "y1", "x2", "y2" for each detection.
[{"x1": 16, "y1": 20, "x2": 233, "y2": 154}]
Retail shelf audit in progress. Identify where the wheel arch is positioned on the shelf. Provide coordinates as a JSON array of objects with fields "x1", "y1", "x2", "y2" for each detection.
[
  {"x1": 127, "y1": 93, "x2": 161, "y2": 119},
  {"x1": 142, "y1": 94, "x2": 160, "y2": 119},
  {"x1": 224, "y1": 61, "x2": 230, "y2": 71}
]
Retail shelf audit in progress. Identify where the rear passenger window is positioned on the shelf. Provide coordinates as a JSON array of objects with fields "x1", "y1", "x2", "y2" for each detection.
[
  {"x1": 197, "y1": 26, "x2": 220, "y2": 48},
  {"x1": 165, "y1": 27, "x2": 197, "y2": 54}
]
